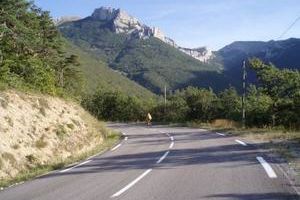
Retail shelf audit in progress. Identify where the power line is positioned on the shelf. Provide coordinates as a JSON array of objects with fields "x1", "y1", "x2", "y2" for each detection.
[{"x1": 277, "y1": 16, "x2": 300, "y2": 40}]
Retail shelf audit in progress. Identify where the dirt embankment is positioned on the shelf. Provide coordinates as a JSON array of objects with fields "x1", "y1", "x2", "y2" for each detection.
[{"x1": 0, "y1": 90, "x2": 109, "y2": 180}]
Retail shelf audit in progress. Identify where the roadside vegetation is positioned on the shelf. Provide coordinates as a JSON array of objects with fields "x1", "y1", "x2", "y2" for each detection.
[
  {"x1": 85, "y1": 58, "x2": 300, "y2": 131},
  {"x1": 0, "y1": 130, "x2": 119, "y2": 188},
  {"x1": 0, "y1": 0, "x2": 120, "y2": 188}
]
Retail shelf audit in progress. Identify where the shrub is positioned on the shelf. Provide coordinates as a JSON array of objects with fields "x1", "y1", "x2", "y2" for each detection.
[
  {"x1": 39, "y1": 107, "x2": 46, "y2": 116},
  {"x1": 11, "y1": 144, "x2": 20, "y2": 149},
  {"x1": 35, "y1": 136, "x2": 47, "y2": 149},
  {"x1": 2, "y1": 152, "x2": 16, "y2": 166},
  {"x1": 55, "y1": 125, "x2": 67, "y2": 140},
  {"x1": 66, "y1": 123, "x2": 75, "y2": 130},
  {"x1": 26, "y1": 154, "x2": 37, "y2": 164},
  {"x1": 4, "y1": 116, "x2": 13, "y2": 127}
]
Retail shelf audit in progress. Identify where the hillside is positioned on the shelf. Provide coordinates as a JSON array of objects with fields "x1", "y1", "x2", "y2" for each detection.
[
  {"x1": 215, "y1": 38, "x2": 300, "y2": 88},
  {"x1": 63, "y1": 41, "x2": 156, "y2": 99},
  {"x1": 59, "y1": 7, "x2": 223, "y2": 93},
  {"x1": 217, "y1": 38, "x2": 300, "y2": 70}
]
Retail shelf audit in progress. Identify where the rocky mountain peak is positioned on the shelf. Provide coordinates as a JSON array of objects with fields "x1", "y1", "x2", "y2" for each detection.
[
  {"x1": 91, "y1": 7, "x2": 118, "y2": 21},
  {"x1": 90, "y1": 7, "x2": 213, "y2": 62}
]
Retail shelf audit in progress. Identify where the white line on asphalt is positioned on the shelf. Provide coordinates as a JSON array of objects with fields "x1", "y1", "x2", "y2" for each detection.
[
  {"x1": 256, "y1": 156, "x2": 277, "y2": 178},
  {"x1": 125, "y1": 137, "x2": 128, "y2": 141},
  {"x1": 216, "y1": 132, "x2": 225, "y2": 136},
  {"x1": 60, "y1": 160, "x2": 91, "y2": 173},
  {"x1": 156, "y1": 151, "x2": 170, "y2": 164},
  {"x1": 122, "y1": 132, "x2": 126, "y2": 136},
  {"x1": 111, "y1": 169, "x2": 153, "y2": 198},
  {"x1": 235, "y1": 139, "x2": 247, "y2": 146},
  {"x1": 111, "y1": 143, "x2": 122, "y2": 151},
  {"x1": 170, "y1": 136, "x2": 174, "y2": 141},
  {"x1": 169, "y1": 141, "x2": 174, "y2": 149}
]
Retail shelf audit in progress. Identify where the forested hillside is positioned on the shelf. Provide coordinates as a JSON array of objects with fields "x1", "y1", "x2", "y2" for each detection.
[
  {"x1": 59, "y1": 11, "x2": 224, "y2": 93},
  {"x1": 63, "y1": 41, "x2": 156, "y2": 99}
]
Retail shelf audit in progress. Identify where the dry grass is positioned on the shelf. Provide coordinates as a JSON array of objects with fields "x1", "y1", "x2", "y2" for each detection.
[
  {"x1": 0, "y1": 157, "x2": 3, "y2": 170},
  {"x1": 0, "y1": 130, "x2": 120, "y2": 188},
  {"x1": 187, "y1": 119, "x2": 300, "y2": 162},
  {"x1": 211, "y1": 119, "x2": 241, "y2": 129}
]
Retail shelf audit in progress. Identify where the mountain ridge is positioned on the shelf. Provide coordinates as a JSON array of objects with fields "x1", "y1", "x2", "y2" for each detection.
[
  {"x1": 59, "y1": 7, "x2": 223, "y2": 93},
  {"x1": 59, "y1": 7, "x2": 213, "y2": 62}
]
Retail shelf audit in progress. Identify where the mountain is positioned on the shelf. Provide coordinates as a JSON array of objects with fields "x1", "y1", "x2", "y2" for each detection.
[
  {"x1": 217, "y1": 38, "x2": 300, "y2": 70},
  {"x1": 59, "y1": 7, "x2": 223, "y2": 93},
  {"x1": 63, "y1": 40, "x2": 156, "y2": 99},
  {"x1": 216, "y1": 38, "x2": 300, "y2": 87}
]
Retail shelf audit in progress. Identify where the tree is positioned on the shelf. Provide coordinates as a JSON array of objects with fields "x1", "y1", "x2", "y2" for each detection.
[
  {"x1": 246, "y1": 85, "x2": 273, "y2": 127},
  {"x1": 218, "y1": 87, "x2": 241, "y2": 121},
  {"x1": 0, "y1": 0, "x2": 83, "y2": 96},
  {"x1": 250, "y1": 58, "x2": 300, "y2": 128}
]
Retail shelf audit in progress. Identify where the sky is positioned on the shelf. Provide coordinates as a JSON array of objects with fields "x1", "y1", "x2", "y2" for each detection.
[{"x1": 34, "y1": 0, "x2": 300, "y2": 50}]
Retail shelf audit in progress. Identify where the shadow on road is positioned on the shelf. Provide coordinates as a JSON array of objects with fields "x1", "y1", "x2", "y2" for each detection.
[
  {"x1": 204, "y1": 192, "x2": 299, "y2": 200},
  {"x1": 40, "y1": 130, "x2": 281, "y2": 177}
]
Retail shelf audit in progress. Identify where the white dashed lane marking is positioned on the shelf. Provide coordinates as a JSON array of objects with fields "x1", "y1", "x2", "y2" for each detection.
[{"x1": 256, "y1": 156, "x2": 277, "y2": 178}]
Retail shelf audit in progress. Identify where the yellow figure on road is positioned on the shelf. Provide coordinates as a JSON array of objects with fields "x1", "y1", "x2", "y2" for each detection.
[{"x1": 146, "y1": 112, "x2": 152, "y2": 126}]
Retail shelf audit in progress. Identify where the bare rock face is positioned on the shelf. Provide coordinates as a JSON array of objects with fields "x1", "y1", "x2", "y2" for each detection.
[
  {"x1": 179, "y1": 47, "x2": 214, "y2": 62},
  {"x1": 113, "y1": 10, "x2": 142, "y2": 33},
  {"x1": 90, "y1": 7, "x2": 214, "y2": 62},
  {"x1": 91, "y1": 7, "x2": 117, "y2": 21}
]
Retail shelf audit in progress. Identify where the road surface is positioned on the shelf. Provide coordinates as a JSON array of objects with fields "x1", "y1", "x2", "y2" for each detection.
[{"x1": 0, "y1": 124, "x2": 299, "y2": 200}]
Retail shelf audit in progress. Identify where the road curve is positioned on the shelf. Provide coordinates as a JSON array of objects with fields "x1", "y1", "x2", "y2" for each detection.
[{"x1": 0, "y1": 124, "x2": 298, "y2": 200}]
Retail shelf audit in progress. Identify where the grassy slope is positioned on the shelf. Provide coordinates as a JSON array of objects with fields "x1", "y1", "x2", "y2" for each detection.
[
  {"x1": 0, "y1": 90, "x2": 120, "y2": 188},
  {"x1": 63, "y1": 41, "x2": 156, "y2": 99}
]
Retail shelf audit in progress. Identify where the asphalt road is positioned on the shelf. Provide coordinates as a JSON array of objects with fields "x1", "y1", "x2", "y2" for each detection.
[{"x1": 0, "y1": 124, "x2": 299, "y2": 200}]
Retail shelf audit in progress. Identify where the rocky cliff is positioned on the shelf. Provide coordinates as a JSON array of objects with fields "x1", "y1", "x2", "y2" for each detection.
[
  {"x1": 87, "y1": 7, "x2": 212, "y2": 62},
  {"x1": 179, "y1": 47, "x2": 214, "y2": 63}
]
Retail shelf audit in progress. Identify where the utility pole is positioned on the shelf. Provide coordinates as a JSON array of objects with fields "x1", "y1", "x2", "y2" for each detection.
[
  {"x1": 242, "y1": 60, "x2": 246, "y2": 129},
  {"x1": 164, "y1": 85, "x2": 167, "y2": 113}
]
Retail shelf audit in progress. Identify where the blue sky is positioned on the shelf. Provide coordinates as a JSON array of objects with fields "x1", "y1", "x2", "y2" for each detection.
[{"x1": 34, "y1": 0, "x2": 300, "y2": 50}]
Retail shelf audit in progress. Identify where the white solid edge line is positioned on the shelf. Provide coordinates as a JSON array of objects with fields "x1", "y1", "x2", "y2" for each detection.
[
  {"x1": 60, "y1": 160, "x2": 91, "y2": 173},
  {"x1": 169, "y1": 141, "x2": 174, "y2": 149},
  {"x1": 256, "y1": 156, "x2": 277, "y2": 178},
  {"x1": 111, "y1": 169, "x2": 153, "y2": 198},
  {"x1": 235, "y1": 139, "x2": 247, "y2": 146},
  {"x1": 124, "y1": 137, "x2": 128, "y2": 141},
  {"x1": 156, "y1": 151, "x2": 170, "y2": 164},
  {"x1": 111, "y1": 143, "x2": 122, "y2": 151},
  {"x1": 216, "y1": 132, "x2": 225, "y2": 136},
  {"x1": 170, "y1": 136, "x2": 174, "y2": 141}
]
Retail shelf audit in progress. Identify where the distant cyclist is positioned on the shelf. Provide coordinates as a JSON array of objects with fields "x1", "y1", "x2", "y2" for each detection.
[{"x1": 146, "y1": 112, "x2": 152, "y2": 126}]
